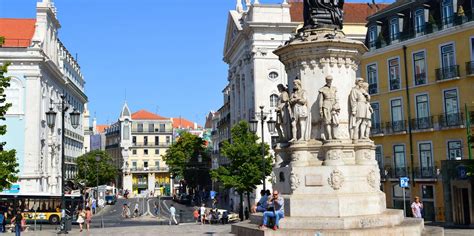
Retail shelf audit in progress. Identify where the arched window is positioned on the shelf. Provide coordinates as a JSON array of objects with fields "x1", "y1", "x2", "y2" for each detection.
[
  {"x1": 4, "y1": 77, "x2": 23, "y2": 115},
  {"x1": 270, "y1": 94, "x2": 279, "y2": 107}
]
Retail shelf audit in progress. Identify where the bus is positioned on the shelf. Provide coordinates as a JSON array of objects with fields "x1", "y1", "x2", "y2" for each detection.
[{"x1": 0, "y1": 193, "x2": 83, "y2": 224}]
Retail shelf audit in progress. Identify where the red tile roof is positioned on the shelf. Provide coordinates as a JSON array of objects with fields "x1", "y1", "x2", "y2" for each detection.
[
  {"x1": 172, "y1": 117, "x2": 198, "y2": 129},
  {"x1": 288, "y1": 1, "x2": 389, "y2": 24},
  {"x1": 131, "y1": 110, "x2": 168, "y2": 120},
  {"x1": 96, "y1": 125, "x2": 109, "y2": 134},
  {"x1": 0, "y1": 18, "x2": 36, "y2": 48}
]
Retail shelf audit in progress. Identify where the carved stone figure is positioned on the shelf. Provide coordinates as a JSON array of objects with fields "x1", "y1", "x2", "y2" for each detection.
[
  {"x1": 318, "y1": 75, "x2": 340, "y2": 140},
  {"x1": 275, "y1": 84, "x2": 292, "y2": 142},
  {"x1": 349, "y1": 79, "x2": 373, "y2": 140},
  {"x1": 289, "y1": 80, "x2": 310, "y2": 142},
  {"x1": 303, "y1": 0, "x2": 345, "y2": 30},
  {"x1": 328, "y1": 169, "x2": 345, "y2": 190}
]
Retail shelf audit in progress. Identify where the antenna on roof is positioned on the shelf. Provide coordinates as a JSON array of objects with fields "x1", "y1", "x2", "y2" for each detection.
[
  {"x1": 367, "y1": 2, "x2": 373, "y2": 9},
  {"x1": 75, "y1": 53, "x2": 78, "y2": 62},
  {"x1": 372, "y1": 0, "x2": 380, "y2": 10},
  {"x1": 124, "y1": 88, "x2": 127, "y2": 103}
]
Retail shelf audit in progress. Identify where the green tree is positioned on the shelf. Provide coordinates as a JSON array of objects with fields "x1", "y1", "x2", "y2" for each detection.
[
  {"x1": 163, "y1": 132, "x2": 210, "y2": 190},
  {"x1": 0, "y1": 61, "x2": 19, "y2": 191},
  {"x1": 0, "y1": 37, "x2": 4, "y2": 45},
  {"x1": 211, "y1": 121, "x2": 272, "y2": 220},
  {"x1": 76, "y1": 150, "x2": 117, "y2": 187}
]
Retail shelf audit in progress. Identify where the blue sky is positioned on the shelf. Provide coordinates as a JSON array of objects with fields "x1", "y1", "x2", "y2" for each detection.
[{"x1": 0, "y1": 0, "x2": 393, "y2": 125}]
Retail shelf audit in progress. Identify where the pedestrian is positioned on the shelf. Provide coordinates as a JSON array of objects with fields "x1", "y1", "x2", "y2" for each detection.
[
  {"x1": 229, "y1": 198, "x2": 234, "y2": 212},
  {"x1": 200, "y1": 204, "x2": 206, "y2": 225},
  {"x1": 193, "y1": 208, "x2": 199, "y2": 223},
  {"x1": 85, "y1": 207, "x2": 92, "y2": 231},
  {"x1": 259, "y1": 190, "x2": 284, "y2": 231},
  {"x1": 169, "y1": 204, "x2": 178, "y2": 225},
  {"x1": 154, "y1": 201, "x2": 159, "y2": 216},
  {"x1": 10, "y1": 210, "x2": 22, "y2": 236},
  {"x1": 251, "y1": 190, "x2": 269, "y2": 213},
  {"x1": 0, "y1": 211, "x2": 5, "y2": 233},
  {"x1": 91, "y1": 198, "x2": 96, "y2": 215},
  {"x1": 76, "y1": 208, "x2": 85, "y2": 232},
  {"x1": 411, "y1": 196, "x2": 424, "y2": 218},
  {"x1": 134, "y1": 203, "x2": 139, "y2": 217}
]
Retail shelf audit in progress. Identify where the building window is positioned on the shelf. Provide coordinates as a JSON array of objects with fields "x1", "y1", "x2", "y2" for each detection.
[
  {"x1": 441, "y1": 0, "x2": 454, "y2": 27},
  {"x1": 390, "y1": 99, "x2": 404, "y2": 132},
  {"x1": 367, "y1": 63, "x2": 378, "y2": 94},
  {"x1": 144, "y1": 149, "x2": 149, "y2": 155},
  {"x1": 155, "y1": 161, "x2": 160, "y2": 169},
  {"x1": 144, "y1": 136, "x2": 148, "y2": 146},
  {"x1": 388, "y1": 58, "x2": 401, "y2": 90},
  {"x1": 155, "y1": 149, "x2": 160, "y2": 155},
  {"x1": 270, "y1": 94, "x2": 278, "y2": 107},
  {"x1": 166, "y1": 136, "x2": 171, "y2": 144},
  {"x1": 439, "y1": 43, "x2": 457, "y2": 79},
  {"x1": 268, "y1": 71, "x2": 279, "y2": 81},
  {"x1": 4, "y1": 78, "x2": 22, "y2": 115},
  {"x1": 371, "y1": 102, "x2": 381, "y2": 134},
  {"x1": 390, "y1": 18, "x2": 399, "y2": 41},
  {"x1": 413, "y1": 51, "x2": 427, "y2": 85},
  {"x1": 375, "y1": 145, "x2": 383, "y2": 169},
  {"x1": 132, "y1": 136, "x2": 137, "y2": 144},
  {"x1": 447, "y1": 140, "x2": 462, "y2": 160},
  {"x1": 415, "y1": 94, "x2": 430, "y2": 129},
  {"x1": 144, "y1": 161, "x2": 149, "y2": 169},
  {"x1": 160, "y1": 124, "x2": 166, "y2": 132},
  {"x1": 443, "y1": 89, "x2": 461, "y2": 126},
  {"x1": 419, "y1": 143, "x2": 434, "y2": 177},
  {"x1": 137, "y1": 123, "x2": 144, "y2": 132},
  {"x1": 132, "y1": 149, "x2": 137, "y2": 155},
  {"x1": 132, "y1": 161, "x2": 137, "y2": 169},
  {"x1": 368, "y1": 25, "x2": 377, "y2": 48},
  {"x1": 414, "y1": 8, "x2": 425, "y2": 34},
  {"x1": 394, "y1": 145, "x2": 406, "y2": 177},
  {"x1": 148, "y1": 123, "x2": 154, "y2": 132},
  {"x1": 155, "y1": 136, "x2": 159, "y2": 145}
]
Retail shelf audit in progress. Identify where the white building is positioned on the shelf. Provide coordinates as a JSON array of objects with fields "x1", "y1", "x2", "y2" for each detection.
[{"x1": 0, "y1": 0, "x2": 87, "y2": 195}]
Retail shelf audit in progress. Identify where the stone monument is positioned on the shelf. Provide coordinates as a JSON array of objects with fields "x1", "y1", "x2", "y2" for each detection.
[{"x1": 231, "y1": 1, "x2": 443, "y2": 235}]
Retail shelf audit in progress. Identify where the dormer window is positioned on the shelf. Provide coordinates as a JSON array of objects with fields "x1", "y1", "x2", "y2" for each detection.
[
  {"x1": 442, "y1": 0, "x2": 454, "y2": 27},
  {"x1": 368, "y1": 25, "x2": 377, "y2": 49},
  {"x1": 390, "y1": 18, "x2": 400, "y2": 42},
  {"x1": 414, "y1": 8, "x2": 425, "y2": 34}
]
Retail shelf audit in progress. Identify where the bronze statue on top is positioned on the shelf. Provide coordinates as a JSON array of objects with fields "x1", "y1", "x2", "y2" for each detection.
[{"x1": 303, "y1": 0, "x2": 345, "y2": 30}]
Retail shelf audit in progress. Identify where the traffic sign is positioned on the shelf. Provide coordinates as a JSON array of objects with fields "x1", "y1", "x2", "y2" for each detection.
[{"x1": 399, "y1": 177, "x2": 409, "y2": 188}]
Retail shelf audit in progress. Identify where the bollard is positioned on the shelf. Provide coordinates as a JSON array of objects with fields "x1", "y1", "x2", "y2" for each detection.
[{"x1": 179, "y1": 210, "x2": 183, "y2": 223}]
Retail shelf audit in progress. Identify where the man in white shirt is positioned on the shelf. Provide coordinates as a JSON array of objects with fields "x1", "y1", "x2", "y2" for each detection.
[
  {"x1": 200, "y1": 204, "x2": 206, "y2": 224},
  {"x1": 169, "y1": 204, "x2": 178, "y2": 225}
]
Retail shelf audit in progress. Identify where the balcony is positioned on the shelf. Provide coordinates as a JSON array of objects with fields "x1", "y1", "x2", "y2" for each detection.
[
  {"x1": 414, "y1": 72, "x2": 426, "y2": 86},
  {"x1": 386, "y1": 120, "x2": 406, "y2": 133},
  {"x1": 411, "y1": 117, "x2": 434, "y2": 130},
  {"x1": 132, "y1": 128, "x2": 173, "y2": 133},
  {"x1": 414, "y1": 166, "x2": 438, "y2": 180},
  {"x1": 132, "y1": 142, "x2": 172, "y2": 147},
  {"x1": 130, "y1": 167, "x2": 169, "y2": 173},
  {"x1": 438, "y1": 112, "x2": 464, "y2": 128},
  {"x1": 389, "y1": 79, "x2": 401, "y2": 90},
  {"x1": 369, "y1": 83, "x2": 378, "y2": 94},
  {"x1": 386, "y1": 167, "x2": 410, "y2": 178},
  {"x1": 466, "y1": 61, "x2": 474, "y2": 75},
  {"x1": 371, "y1": 123, "x2": 384, "y2": 135},
  {"x1": 436, "y1": 65, "x2": 460, "y2": 81}
]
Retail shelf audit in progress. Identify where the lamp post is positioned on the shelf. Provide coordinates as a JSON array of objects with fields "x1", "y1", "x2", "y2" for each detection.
[
  {"x1": 249, "y1": 105, "x2": 276, "y2": 191},
  {"x1": 45, "y1": 95, "x2": 81, "y2": 234},
  {"x1": 95, "y1": 155, "x2": 104, "y2": 228}
]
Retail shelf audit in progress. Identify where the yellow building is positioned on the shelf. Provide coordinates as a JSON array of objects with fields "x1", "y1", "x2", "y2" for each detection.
[{"x1": 361, "y1": 0, "x2": 474, "y2": 224}]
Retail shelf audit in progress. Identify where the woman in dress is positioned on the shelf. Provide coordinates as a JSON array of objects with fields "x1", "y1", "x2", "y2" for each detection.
[
  {"x1": 76, "y1": 208, "x2": 85, "y2": 232},
  {"x1": 411, "y1": 196, "x2": 424, "y2": 218}
]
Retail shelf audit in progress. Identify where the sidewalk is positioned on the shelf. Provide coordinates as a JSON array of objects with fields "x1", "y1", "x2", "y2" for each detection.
[{"x1": 21, "y1": 224, "x2": 234, "y2": 236}]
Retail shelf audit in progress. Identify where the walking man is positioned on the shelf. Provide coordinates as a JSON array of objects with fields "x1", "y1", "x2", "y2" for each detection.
[
  {"x1": 169, "y1": 204, "x2": 178, "y2": 225},
  {"x1": 11, "y1": 210, "x2": 22, "y2": 236}
]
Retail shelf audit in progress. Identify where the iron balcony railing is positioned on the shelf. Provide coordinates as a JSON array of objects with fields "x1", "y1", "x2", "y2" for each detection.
[
  {"x1": 386, "y1": 120, "x2": 406, "y2": 133},
  {"x1": 414, "y1": 166, "x2": 438, "y2": 179},
  {"x1": 466, "y1": 61, "x2": 474, "y2": 75},
  {"x1": 131, "y1": 128, "x2": 173, "y2": 133},
  {"x1": 436, "y1": 65, "x2": 460, "y2": 81},
  {"x1": 371, "y1": 123, "x2": 384, "y2": 135},
  {"x1": 389, "y1": 79, "x2": 401, "y2": 90},
  {"x1": 411, "y1": 116, "x2": 434, "y2": 130},
  {"x1": 369, "y1": 83, "x2": 378, "y2": 94},
  {"x1": 130, "y1": 167, "x2": 169, "y2": 172},
  {"x1": 414, "y1": 72, "x2": 427, "y2": 85},
  {"x1": 438, "y1": 112, "x2": 464, "y2": 128},
  {"x1": 386, "y1": 167, "x2": 410, "y2": 178},
  {"x1": 132, "y1": 142, "x2": 172, "y2": 147}
]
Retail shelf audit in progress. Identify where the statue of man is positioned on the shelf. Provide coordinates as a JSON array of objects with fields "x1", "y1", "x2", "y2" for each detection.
[
  {"x1": 289, "y1": 80, "x2": 309, "y2": 142},
  {"x1": 276, "y1": 84, "x2": 292, "y2": 142},
  {"x1": 318, "y1": 75, "x2": 340, "y2": 140},
  {"x1": 360, "y1": 82, "x2": 373, "y2": 139},
  {"x1": 349, "y1": 78, "x2": 372, "y2": 140},
  {"x1": 303, "y1": 0, "x2": 345, "y2": 30}
]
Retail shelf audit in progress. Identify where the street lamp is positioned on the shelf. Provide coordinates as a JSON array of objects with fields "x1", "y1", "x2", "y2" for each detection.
[
  {"x1": 249, "y1": 105, "x2": 276, "y2": 191},
  {"x1": 95, "y1": 155, "x2": 104, "y2": 228},
  {"x1": 45, "y1": 95, "x2": 81, "y2": 234}
]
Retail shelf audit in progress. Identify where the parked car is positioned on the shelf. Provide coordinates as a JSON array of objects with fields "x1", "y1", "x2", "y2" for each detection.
[{"x1": 105, "y1": 195, "x2": 116, "y2": 205}]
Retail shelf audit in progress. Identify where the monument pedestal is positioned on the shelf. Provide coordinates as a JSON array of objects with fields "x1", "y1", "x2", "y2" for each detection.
[{"x1": 231, "y1": 28, "x2": 444, "y2": 235}]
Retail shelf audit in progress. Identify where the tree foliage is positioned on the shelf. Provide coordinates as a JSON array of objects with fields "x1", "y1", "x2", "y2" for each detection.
[
  {"x1": 211, "y1": 121, "x2": 272, "y2": 194},
  {"x1": 0, "y1": 62, "x2": 19, "y2": 191},
  {"x1": 76, "y1": 150, "x2": 117, "y2": 187},
  {"x1": 163, "y1": 132, "x2": 210, "y2": 189}
]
